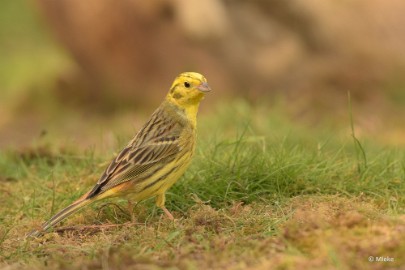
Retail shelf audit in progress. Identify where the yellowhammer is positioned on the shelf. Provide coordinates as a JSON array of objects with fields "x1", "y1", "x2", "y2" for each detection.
[{"x1": 29, "y1": 72, "x2": 211, "y2": 236}]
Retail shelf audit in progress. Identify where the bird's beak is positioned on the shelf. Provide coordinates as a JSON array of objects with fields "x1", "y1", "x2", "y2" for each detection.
[{"x1": 197, "y1": 82, "x2": 211, "y2": 93}]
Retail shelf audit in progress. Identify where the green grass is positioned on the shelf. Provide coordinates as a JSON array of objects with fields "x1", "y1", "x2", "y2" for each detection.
[
  {"x1": 0, "y1": 1, "x2": 404, "y2": 268},
  {"x1": 0, "y1": 100, "x2": 404, "y2": 269}
]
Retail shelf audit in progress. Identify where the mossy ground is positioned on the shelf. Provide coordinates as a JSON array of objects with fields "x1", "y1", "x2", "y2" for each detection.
[
  {"x1": 1, "y1": 101, "x2": 404, "y2": 270},
  {"x1": 1, "y1": 1, "x2": 405, "y2": 269}
]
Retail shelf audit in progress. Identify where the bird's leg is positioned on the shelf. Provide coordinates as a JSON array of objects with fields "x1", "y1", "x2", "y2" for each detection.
[
  {"x1": 156, "y1": 193, "x2": 174, "y2": 220},
  {"x1": 127, "y1": 200, "x2": 136, "y2": 222},
  {"x1": 161, "y1": 206, "x2": 174, "y2": 220}
]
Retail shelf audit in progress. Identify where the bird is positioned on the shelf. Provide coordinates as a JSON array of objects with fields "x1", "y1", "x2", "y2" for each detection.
[{"x1": 29, "y1": 72, "x2": 211, "y2": 237}]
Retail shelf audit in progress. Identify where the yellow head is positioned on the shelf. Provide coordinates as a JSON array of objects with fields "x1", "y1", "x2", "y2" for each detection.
[{"x1": 167, "y1": 72, "x2": 211, "y2": 109}]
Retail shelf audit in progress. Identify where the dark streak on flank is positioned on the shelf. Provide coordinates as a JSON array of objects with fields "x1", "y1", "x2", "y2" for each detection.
[{"x1": 141, "y1": 165, "x2": 179, "y2": 192}]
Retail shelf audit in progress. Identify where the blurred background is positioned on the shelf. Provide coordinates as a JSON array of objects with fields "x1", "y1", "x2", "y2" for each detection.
[{"x1": 1, "y1": 0, "x2": 405, "y2": 149}]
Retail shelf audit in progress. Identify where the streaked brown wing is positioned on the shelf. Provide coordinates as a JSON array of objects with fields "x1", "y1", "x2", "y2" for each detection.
[
  {"x1": 86, "y1": 105, "x2": 185, "y2": 198},
  {"x1": 106, "y1": 138, "x2": 180, "y2": 184},
  {"x1": 87, "y1": 135, "x2": 181, "y2": 198}
]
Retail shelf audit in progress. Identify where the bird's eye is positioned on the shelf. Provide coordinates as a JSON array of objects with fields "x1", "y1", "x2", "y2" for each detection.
[{"x1": 184, "y1": 82, "x2": 191, "y2": 88}]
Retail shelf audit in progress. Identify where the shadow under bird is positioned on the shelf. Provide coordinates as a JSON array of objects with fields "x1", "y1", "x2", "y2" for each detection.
[{"x1": 29, "y1": 72, "x2": 211, "y2": 237}]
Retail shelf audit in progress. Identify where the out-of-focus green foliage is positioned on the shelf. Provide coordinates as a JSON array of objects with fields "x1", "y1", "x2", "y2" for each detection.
[{"x1": 0, "y1": 0, "x2": 71, "y2": 104}]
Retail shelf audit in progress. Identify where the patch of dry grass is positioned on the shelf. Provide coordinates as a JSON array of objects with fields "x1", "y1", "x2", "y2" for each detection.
[
  {"x1": 0, "y1": 101, "x2": 404, "y2": 269},
  {"x1": 1, "y1": 197, "x2": 404, "y2": 269}
]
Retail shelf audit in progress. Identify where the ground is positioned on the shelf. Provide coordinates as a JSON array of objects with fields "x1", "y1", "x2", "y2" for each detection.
[
  {"x1": 1, "y1": 3, "x2": 404, "y2": 268},
  {"x1": 0, "y1": 101, "x2": 404, "y2": 270}
]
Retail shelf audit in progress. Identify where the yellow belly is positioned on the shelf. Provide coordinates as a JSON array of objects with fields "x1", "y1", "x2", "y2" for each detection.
[{"x1": 121, "y1": 151, "x2": 193, "y2": 202}]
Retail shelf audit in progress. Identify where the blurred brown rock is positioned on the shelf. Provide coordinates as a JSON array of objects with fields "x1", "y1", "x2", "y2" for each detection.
[{"x1": 34, "y1": 0, "x2": 405, "y2": 111}]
